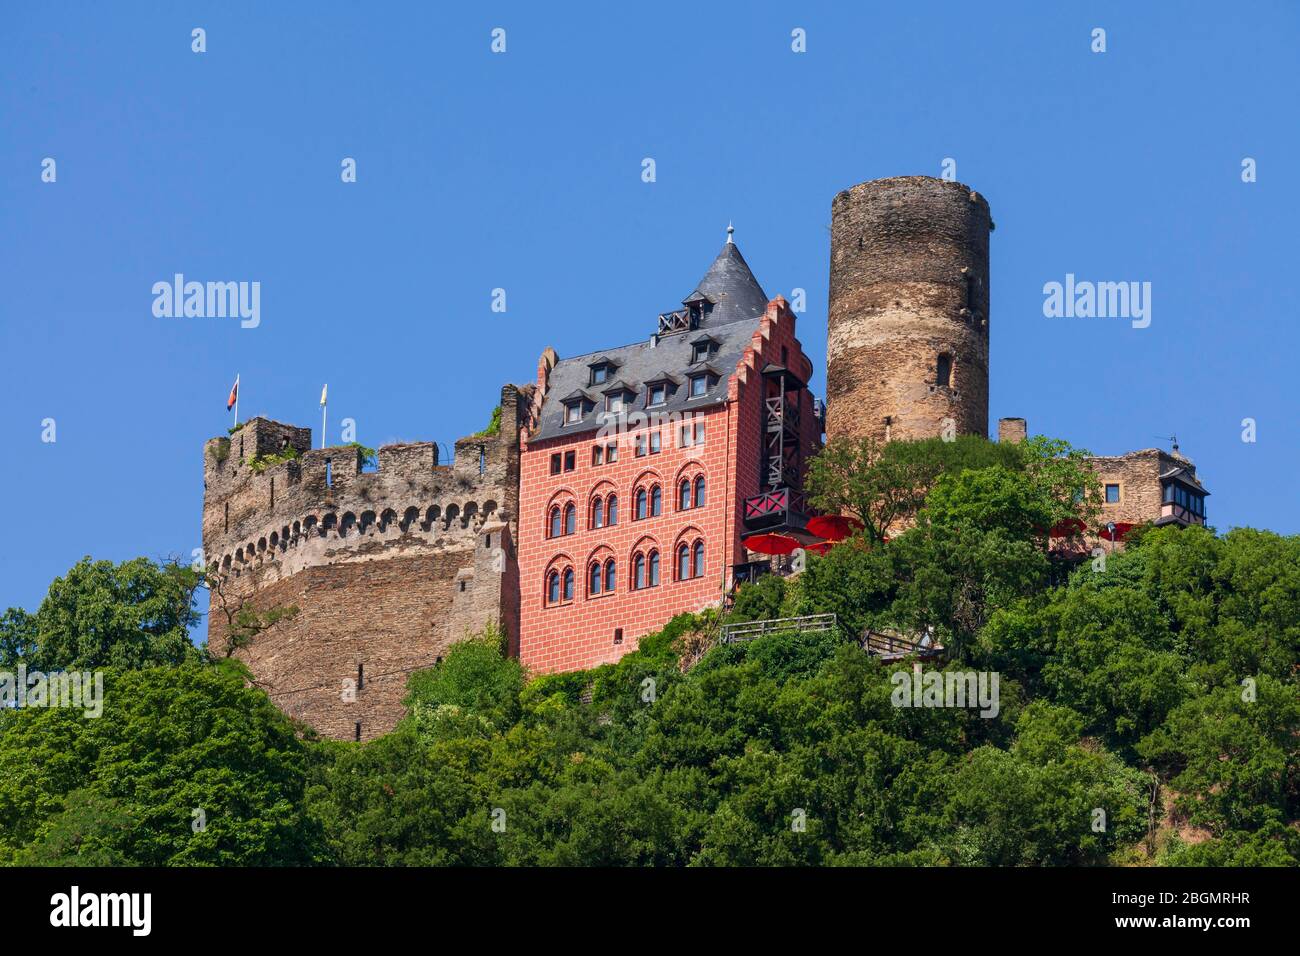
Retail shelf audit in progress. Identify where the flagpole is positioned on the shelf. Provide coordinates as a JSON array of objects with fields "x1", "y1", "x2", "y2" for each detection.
[
  {"x1": 234, "y1": 373, "x2": 240, "y2": 427},
  {"x1": 321, "y1": 401, "x2": 327, "y2": 449}
]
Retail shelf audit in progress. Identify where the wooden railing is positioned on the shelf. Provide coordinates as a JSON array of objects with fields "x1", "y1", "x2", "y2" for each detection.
[
  {"x1": 860, "y1": 629, "x2": 943, "y2": 660},
  {"x1": 719, "y1": 613, "x2": 839, "y2": 645}
]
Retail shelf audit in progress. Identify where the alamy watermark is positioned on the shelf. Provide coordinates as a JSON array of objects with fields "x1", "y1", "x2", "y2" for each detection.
[
  {"x1": 152, "y1": 274, "x2": 260, "y2": 328},
  {"x1": 890, "y1": 664, "x2": 999, "y2": 718},
  {"x1": 1042, "y1": 274, "x2": 1150, "y2": 329},
  {"x1": 1, "y1": 665, "x2": 104, "y2": 718}
]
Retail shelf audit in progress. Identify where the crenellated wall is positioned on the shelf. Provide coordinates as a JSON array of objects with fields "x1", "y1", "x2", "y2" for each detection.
[{"x1": 201, "y1": 384, "x2": 527, "y2": 740}]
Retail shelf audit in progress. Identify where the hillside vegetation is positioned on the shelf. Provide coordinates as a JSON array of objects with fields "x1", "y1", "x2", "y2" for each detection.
[{"x1": 1, "y1": 437, "x2": 1295, "y2": 866}]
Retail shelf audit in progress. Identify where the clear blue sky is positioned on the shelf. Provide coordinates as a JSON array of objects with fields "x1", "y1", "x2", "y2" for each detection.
[{"x1": 2, "y1": 1, "x2": 1297, "y2": 621}]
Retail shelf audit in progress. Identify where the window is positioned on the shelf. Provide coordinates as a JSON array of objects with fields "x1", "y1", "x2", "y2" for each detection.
[
  {"x1": 679, "y1": 423, "x2": 692, "y2": 448},
  {"x1": 690, "y1": 374, "x2": 708, "y2": 398},
  {"x1": 564, "y1": 450, "x2": 575, "y2": 472},
  {"x1": 565, "y1": 402, "x2": 582, "y2": 424},
  {"x1": 694, "y1": 475, "x2": 706, "y2": 508},
  {"x1": 693, "y1": 540, "x2": 705, "y2": 578},
  {"x1": 678, "y1": 544, "x2": 690, "y2": 581},
  {"x1": 613, "y1": 627, "x2": 623, "y2": 645},
  {"x1": 547, "y1": 571, "x2": 560, "y2": 605},
  {"x1": 607, "y1": 495, "x2": 618, "y2": 526},
  {"x1": 592, "y1": 445, "x2": 603, "y2": 466},
  {"x1": 650, "y1": 485, "x2": 662, "y2": 516},
  {"x1": 635, "y1": 433, "x2": 646, "y2": 457},
  {"x1": 936, "y1": 354, "x2": 952, "y2": 388},
  {"x1": 564, "y1": 503, "x2": 576, "y2": 535},
  {"x1": 607, "y1": 392, "x2": 627, "y2": 414},
  {"x1": 589, "y1": 562, "x2": 602, "y2": 596},
  {"x1": 648, "y1": 550, "x2": 660, "y2": 586},
  {"x1": 649, "y1": 383, "x2": 667, "y2": 406},
  {"x1": 649, "y1": 431, "x2": 661, "y2": 454},
  {"x1": 591, "y1": 364, "x2": 609, "y2": 386},
  {"x1": 549, "y1": 506, "x2": 561, "y2": 538},
  {"x1": 563, "y1": 568, "x2": 574, "y2": 601},
  {"x1": 592, "y1": 496, "x2": 604, "y2": 529},
  {"x1": 636, "y1": 488, "x2": 647, "y2": 520},
  {"x1": 550, "y1": 453, "x2": 562, "y2": 475},
  {"x1": 694, "y1": 421, "x2": 705, "y2": 446},
  {"x1": 604, "y1": 559, "x2": 616, "y2": 592},
  {"x1": 692, "y1": 342, "x2": 710, "y2": 364},
  {"x1": 634, "y1": 553, "x2": 646, "y2": 589},
  {"x1": 1105, "y1": 483, "x2": 1120, "y2": 504},
  {"x1": 606, "y1": 442, "x2": 618, "y2": 463},
  {"x1": 679, "y1": 479, "x2": 691, "y2": 511}
]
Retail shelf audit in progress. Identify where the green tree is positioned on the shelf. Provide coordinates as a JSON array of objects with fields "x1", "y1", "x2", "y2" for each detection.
[
  {"x1": 0, "y1": 661, "x2": 326, "y2": 865},
  {"x1": 6, "y1": 557, "x2": 202, "y2": 671}
]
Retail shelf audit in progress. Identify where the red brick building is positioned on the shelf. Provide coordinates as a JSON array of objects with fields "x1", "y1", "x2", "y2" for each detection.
[{"x1": 517, "y1": 231, "x2": 823, "y2": 672}]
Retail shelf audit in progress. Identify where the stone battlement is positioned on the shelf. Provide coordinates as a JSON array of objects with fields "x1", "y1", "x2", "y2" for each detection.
[{"x1": 201, "y1": 383, "x2": 528, "y2": 740}]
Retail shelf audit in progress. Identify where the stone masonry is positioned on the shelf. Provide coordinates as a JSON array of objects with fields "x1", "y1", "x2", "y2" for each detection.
[
  {"x1": 201, "y1": 384, "x2": 527, "y2": 740},
  {"x1": 827, "y1": 176, "x2": 991, "y2": 445}
]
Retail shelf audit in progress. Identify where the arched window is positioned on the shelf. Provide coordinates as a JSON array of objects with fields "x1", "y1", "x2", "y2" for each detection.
[
  {"x1": 693, "y1": 540, "x2": 705, "y2": 578},
  {"x1": 589, "y1": 562, "x2": 602, "y2": 596},
  {"x1": 604, "y1": 559, "x2": 616, "y2": 592},
  {"x1": 563, "y1": 567, "x2": 574, "y2": 601},
  {"x1": 634, "y1": 553, "x2": 646, "y2": 589},
  {"x1": 650, "y1": 485, "x2": 662, "y2": 517},
  {"x1": 694, "y1": 475, "x2": 706, "y2": 508},
  {"x1": 636, "y1": 488, "x2": 647, "y2": 520},
  {"x1": 679, "y1": 479, "x2": 691, "y2": 511},
  {"x1": 648, "y1": 550, "x2": 660, "y2": 586},
  {"x1": 549, "y1": 506, "x2": 561, "y2": 539},
  {"x1": 564, "y1": 504, "x2": 576, "y2": 535},
  {"x1": 592, "y1": 496, "x2": 604, "y2": 529},
  {"x1": 547, "y1": 571, "x2": 560, "y2": 605},
  {"x1": 936, "y1": 353, "x2": 952, "y2": 388},
  {"x1": 678, "y1": 543, "x2": 690, "y2": 581}
]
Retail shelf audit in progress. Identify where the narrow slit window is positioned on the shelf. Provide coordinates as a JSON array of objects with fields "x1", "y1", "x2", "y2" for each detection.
[{"x1": 936, "y1": 354, "x2": 952, "y2": 388}]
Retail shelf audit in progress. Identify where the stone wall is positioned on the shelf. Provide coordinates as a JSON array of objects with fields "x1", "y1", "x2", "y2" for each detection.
[
  {"x1": 202, "y1": 384, "x2": 526, "y2": 740},
  {"x1": 827, "y1": 176, "x2": 991, "y2": 445}
]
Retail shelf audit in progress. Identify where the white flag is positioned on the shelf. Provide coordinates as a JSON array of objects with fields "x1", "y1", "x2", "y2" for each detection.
[{"x1": 320, "y1": 384, "x2": 328, "y2": 406}]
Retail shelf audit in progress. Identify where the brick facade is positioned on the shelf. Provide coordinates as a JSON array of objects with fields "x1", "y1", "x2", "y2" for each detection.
[{"x1": 517, "y1": 298, "x2": 821, "y2": 673}]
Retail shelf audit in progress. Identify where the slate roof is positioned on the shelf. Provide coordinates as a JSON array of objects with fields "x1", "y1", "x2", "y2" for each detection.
[
  {"x1": 1159, "y1": 464, "x2": 1208, "y2": 494},
  {"x1": 531, "y1": 237, "x2": 770, "y2": 443}
]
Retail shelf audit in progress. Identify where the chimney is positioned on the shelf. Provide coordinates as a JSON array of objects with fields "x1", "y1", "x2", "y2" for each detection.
[{"x1": 998, "y1": 417, "x2": 1027, "y2": 444}]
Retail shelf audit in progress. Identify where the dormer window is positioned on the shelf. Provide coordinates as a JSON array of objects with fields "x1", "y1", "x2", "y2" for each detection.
[
  {"x1": 689, "y1": 374, "x2": 708, "y2": 398},
  {"x1": 648, "y1": 383, "x2": 667, "y2": 406},
  {"x1": 564, "y1": 401, "x2": 583, "y2": 425},
  {"x1": 587, "y1": 357, "x2": 619, "y2": 387},
  {"x1": 606, "y1": 390, "x2": 630, "y2": 414},
  {"x1": 690, "y1": 335, "x2": 719, "y2": 365}
]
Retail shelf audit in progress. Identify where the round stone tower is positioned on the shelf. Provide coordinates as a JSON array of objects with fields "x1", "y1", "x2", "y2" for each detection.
[{"x1": 826, "y1": 175, "x2": 992, "y2": 445}]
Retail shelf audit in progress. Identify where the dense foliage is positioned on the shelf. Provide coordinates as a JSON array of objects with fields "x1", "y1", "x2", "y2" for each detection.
[{"x1": 1, "y1": 438, "x2": 1295, "y2": 866}]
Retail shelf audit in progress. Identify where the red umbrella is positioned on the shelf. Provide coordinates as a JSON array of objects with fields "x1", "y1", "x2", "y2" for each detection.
[
  {"x1": 804, "y1": 541, "x2": 834, "y2": 556},
  {"x1": 1099, "y1": 522, "x2": 1135, "y2": 542},
  {"x1": 1049, "y1": 517, "x2": 1088, "y2": 538},
  {"x1": 805, "y1": 514, "x2": 864, "y2": 542},
  {"x1": 744, "y1": 532, "x2": 801, "y2": 556}
]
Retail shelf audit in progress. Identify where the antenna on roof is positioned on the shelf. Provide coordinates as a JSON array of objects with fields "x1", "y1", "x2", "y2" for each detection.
[
  {"x1": 726, "y1": 221, "x2": 734, "y2": 244},
  {"x1": 1155, "y1": 433, "x2": 1179, "y2": 453}
]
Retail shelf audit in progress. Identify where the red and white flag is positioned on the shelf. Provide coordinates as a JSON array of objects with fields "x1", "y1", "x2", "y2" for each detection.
[{"x1": 226, "y1": 375, "x2": 239, "y2": 411}]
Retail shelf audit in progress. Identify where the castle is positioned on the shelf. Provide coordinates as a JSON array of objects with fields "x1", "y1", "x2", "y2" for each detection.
[{"x1": 201, "y1": 176, "x2": 1209, "y2": 740}]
